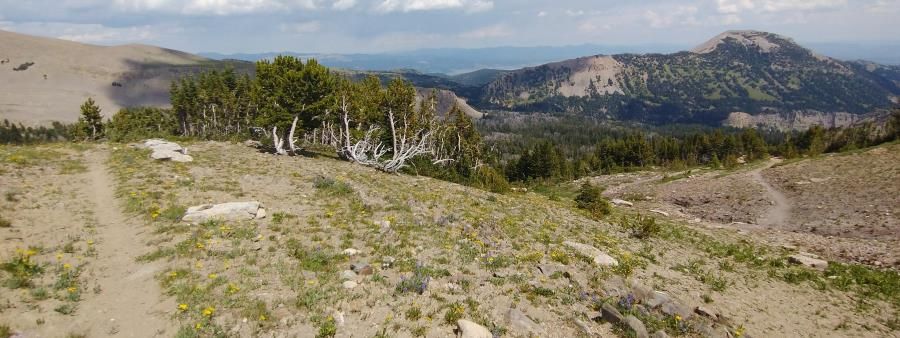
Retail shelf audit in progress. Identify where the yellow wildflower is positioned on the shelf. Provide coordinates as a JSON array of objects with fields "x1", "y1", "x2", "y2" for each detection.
[
  {"x1": 259, "y1": 314, "x2": 267, "y2": 321},
  {"x1": 86, "y1": 240, "x2": 94, "y2": 245},
  {"x1": 208, "y1": 273, "x2": 217, "y2": 279},
  {"x1": 178, "y1": 303, "x2": 189, "y2": 311},
  {"x1": 202, "y1": 306, "x2": 215, "y2": 317},
  {"x1": 168, "y1": 271, "x2": 178, "y2": 278},
  {"x1": 56, "y1": 253, "x2": 63, "y2": 260},
  {"x1": 675, "y1": 315, "x2": 683, "y2": 321},
  {"x1": 195, "y1": 242, "x2": 205, "y2": 249},
  {"x1": 67, "y1": 287, "x2": 77, "y2": 293},
  {"x1": 63, "y1": 263, "x2": 72, "y2": 270}
]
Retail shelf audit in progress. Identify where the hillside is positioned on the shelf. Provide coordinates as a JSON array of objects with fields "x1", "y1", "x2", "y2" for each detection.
[
  {"x1": 0, "y1": 141, "x2": 897, "y2": 337},
  {"x1": 481, "y1": 31, "x2": 900, "y2": 125},
  {"x1": 0, "y1": 29, "x2": 256, "y2": 125}
]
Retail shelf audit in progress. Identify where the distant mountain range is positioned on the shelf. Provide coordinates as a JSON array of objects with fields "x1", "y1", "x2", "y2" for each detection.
[
  {"x1": 201, "y1": 41, "x2": 900, "y2": 76},
  {"x1": 472, "y1": 31, "x2": 900, "y2": 125}
]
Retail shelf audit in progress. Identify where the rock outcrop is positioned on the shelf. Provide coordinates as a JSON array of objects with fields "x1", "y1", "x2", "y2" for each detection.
[
  {"x1": 143, "y1": 139, "x2": 193, "y2": 162},
  {"x1": 182, "y1": 201, "x2": 264, "y2": 223}
]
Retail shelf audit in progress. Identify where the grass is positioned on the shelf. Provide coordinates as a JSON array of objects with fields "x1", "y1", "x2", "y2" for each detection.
[
  {"x1": 313, "y1": 176, "x2": 354, "y2": 196},
  {"x1": 0, "y1": 216, "x2": 10, "y2": 228}
]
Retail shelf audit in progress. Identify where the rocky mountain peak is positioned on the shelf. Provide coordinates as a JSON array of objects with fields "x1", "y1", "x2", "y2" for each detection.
[{"x1": 691, "y1": 30, "x2": 800, "y2": 54}]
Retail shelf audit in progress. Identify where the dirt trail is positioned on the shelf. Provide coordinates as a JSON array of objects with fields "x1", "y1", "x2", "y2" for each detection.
[
  {"x1": 751, "y1": 158, "x2": 791, "y2": 227},
  {"x1": 66, "y1": 148, "x2": 171, "y2": 337}
]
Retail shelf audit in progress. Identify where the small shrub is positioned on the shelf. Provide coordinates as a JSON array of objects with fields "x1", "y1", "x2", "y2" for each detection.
[
  {"x1": 405, "y1": 306, "x2": 422, "y2": 320},
  {"x1": 443, "y1": 302, "x2": 465, "y2": 324},
  {"x1": 312, "y1": 176, "x2": 354, "y2": 196},
  {"x1": 317, "y1": 316, "x2": 337, "y2": 338},
  {"x1": 1, "y1": 248, "x2": 43, "y2": 288},
  {"x1": 0, "y1": 216, "x2": 10, "y2": 228},
  {"x1": 619, "y1": 214, "x2": 661, "y2": 239},
  {"x1": 575, "y1": 182, "x2": 611, "y2": 217}
]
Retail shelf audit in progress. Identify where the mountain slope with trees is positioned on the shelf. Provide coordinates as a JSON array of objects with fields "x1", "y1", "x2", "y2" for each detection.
[{"x1": 480, "y1": 31, "x2": 900, "y2": 125}]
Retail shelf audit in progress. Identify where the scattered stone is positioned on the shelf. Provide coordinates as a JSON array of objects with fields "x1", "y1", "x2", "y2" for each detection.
[
  {"x1": 599, "y1": 303, "x2": 624, "y2": 324},
  {"x1": 340, "y1": 270, "x2": 357, "y2": 280},
  {"x1": 651, "y1": 330, "x2": 670, "y2": 338},
  {"x1": 256, "y1": 208, "x2": 267, "y2": 219},
  {"x1": 351, "y1": 263, "x2": 373, "y2": 275},
  {"x1": 574, "y1": 319, "x2": 594, "y2": 336},
  {"x1": 342, "y1": 248, "x2": 360, "y2": 256},
  {"x1": 660, "y1": 301, "x2": 693, "y2": 320},
  {"x1": 446, "y1": 282, "x2": 462, "y2": 293},
  {"x1": 624, "y1": 315, "x2": 649, "y2": 338},
  {"x1": 602, "y1": 276, "x2": 628, "y2": 297},
  {"x1": 695, "y1": 306, "x2": 717, "y2": 319},
  {"x1": 505, "y1": 308, "x2": 544, "y2": 336},
  {"x1": 332, "y1": 310, "x2": 345, "y2": 326},
  {"x1": 342, "y1": 281, "x2": 358, "y2": 289},
  {"x1": 650, "y1": 209, "x2": 670, "y2": 217},
  {"x1": 381, "y1": 256, "x2": 396, "y2": 269},
  {"x1": 182, "y1": 201, "x2": 262, "y2": 223},
  {"x1": 611, "y1": 199, "x2": 634, "y2": 207},
  {"x1": 788, "y1": 254, "x2": 828, "y2": 270},
  {"x1": 631, "y1": 282, "x2": 654, "y2": 302},
  {"x1": 456, "y1": 319, "x2": 492, "y2": 338},
  {"x1": 563, "y1": 241, "x2": 618, "y2": 267},
  {"x1": 142, "y1": 139, "x2": 193, "y2": 162}
]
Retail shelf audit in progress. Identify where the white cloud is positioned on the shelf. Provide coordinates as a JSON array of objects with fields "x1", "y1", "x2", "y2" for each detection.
[
  {"x1": 537, "y1": 11, "x2": 547, "y2": 17},
  {"x1": 565, "y1": 9, "x2": 584, "y2": 16},
  {"x1": 716, "y1": 0, "x2": 847, "y2": 14},
  {"x1": 332, "y1": 0, "x2": 355, "y2": 10},
  {"x1": 280, "y1": 20, "x2": 321, "y2": 34},
  {"x1": 459, "y1": 24, "x2": 510, "y2": 39},
  {"x1": 644, "y1": 6, "x2": 699, "y2": 28},
  {"x1": 375, "y1": 0, "x2": 493, "y2": 13},
  {"x1": 113, "y1": 0, "x2": 318, "y2": 15},
  {"x1": 1, "y1": 21, "x2": 164, "y2": 44}
]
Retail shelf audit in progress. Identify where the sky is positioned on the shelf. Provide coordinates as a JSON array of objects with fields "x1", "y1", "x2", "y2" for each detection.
[{"x1": 0, "y1": 0, "x2": 898, "y2": 54}]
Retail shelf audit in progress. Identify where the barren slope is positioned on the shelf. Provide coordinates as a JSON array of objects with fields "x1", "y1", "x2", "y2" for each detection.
[
  {"x1": 0, "y1": 30, "x2": 214, "y2": 125},
  {"x1": 3, "y1": 142, "x2": 896, "y2": 337}
]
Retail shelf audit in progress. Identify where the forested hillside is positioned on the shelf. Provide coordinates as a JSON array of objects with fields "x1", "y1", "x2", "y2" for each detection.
[{"x1": 480, "y1": 31, "x2": 900, "y2": 125}]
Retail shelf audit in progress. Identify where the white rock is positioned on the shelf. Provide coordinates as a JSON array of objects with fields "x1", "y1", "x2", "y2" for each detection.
[
  {"x1": 182, "y1": 201, "x2": 262, "y2": 223},
  {"x1": 563, "y1": 241, "x2": 618, "y2": 267},
  {"x1": 142, "y1": 139, "x2": 193, "y2": 162},
  {"x1": 788, "y1": 254, "x2": 828, "y2": 270},
  {"x1": 342, "y1": 248, "x2": 360, "y2": 256},
  {"x1": 457, "y1": 319, "x2": 492, "y2": 338},
  {"x1": 649, "y1": 209, "x2": 669, "y2": 217},
  {"x1": 256, "y1": 208, "x2": 267, "y2": 219},
  {"x1": 342, "y1": 281, "x2": 358, "y2": 289},
  {"x1": 611, "y1": 199, "x2": 634, "y2": 207}
]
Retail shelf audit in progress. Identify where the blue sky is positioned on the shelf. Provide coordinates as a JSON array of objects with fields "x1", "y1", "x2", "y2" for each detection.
[{"x1": 0, "y1": 0, "x2": 897, "y2": 53}]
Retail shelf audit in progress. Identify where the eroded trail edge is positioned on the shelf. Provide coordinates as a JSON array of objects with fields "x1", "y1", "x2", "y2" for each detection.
[
  {"x1": 752, "y1": 158, "x2": 792, "y2": 227},
  {"x1": 69, "y1": 148, "x2": 170, "y2": 337}
]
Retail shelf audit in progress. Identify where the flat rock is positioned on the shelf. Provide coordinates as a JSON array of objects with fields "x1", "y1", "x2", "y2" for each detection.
[
  {"x1": 611, "y1": 199, "x2": 634, "y2": 207},
  {"x1": 695, "y1": 306, "x2": 717, "y2": 319},
  {"x1": 182, "y1": 201, "x2": 262, "y2": 223},
  {"x1": 342, "y1": 281, "x2": 358, "y2": 289},
  {"x1": 343, "y1": 248, "x2": 361, "y2": 256},
  {"x1": 340, "y1": 270, "x2": 357, "y2": 280},
  {"x1": 505, "y1": 308, "x2": 544, "y2": 336},
  {"x1": 624, "y1": 315, "x2": 649, "y2": 338},
  {"x1": 600, "y1": 303, "x2": 624, "y2": 324},
  {"x1": 788, "y1": 254, "x2": 828, "y2": 270},
  {"x1": 651, "y1": 330, "x2": 670, "y2": 338},
  {"x1": 563, "y1": 241, "x2": 618, "y2": 267},
  {"x1": 660, "y1": 301, "x2": 693, "y2": 320},
  {"x1": 645, "y1": 291, "x2": 672, "y2": 308},
  {"x1": 456, "y1": 319, "x2": 492, "y2": 338},
  {"x1": 143, "y1": 139, "x2": 193, "y2": 162},
  {"x1": 351, "y1": 263, "x2": 372, "y2": 275},
  {"x1": 650, "y1": 209, "x2": 670, "y2": 217}
]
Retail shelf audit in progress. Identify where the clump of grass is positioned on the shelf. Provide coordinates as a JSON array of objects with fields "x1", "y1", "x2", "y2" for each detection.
[
  {"x1": 287, "y1": 240, "x2": 339, "y2": 273},
  {"x1": 0, "y1": 216, "x2": 10, "y2": 228},
  {"x1": 619, "y1": 214, "x2": 661, "y2": 239},
  {"x1": 159, "y1": 205, "x2": 186, "y2": 222},
  {"x1": 1, "y1": 248, "x2": 43, "y2": 289},
  {"x1": 313, "y1": 176, "x2": 354, "y2": 196},
  {"x1": 443, "y1": 302, "x2": 466, "y2": 325},
  {"x1": 396, "y1": 263, "x2": 447, "y2": 295},
  {"x1": 317, "y1": 316, "x2": 337, "y2": 338},
  {"x1": 0, "y1": 324, "x2": 11, "y2": 338},
  {"x1": 673, "y1": 259, "x2": 729, "y2": 291},
  {"x1": 406, "y1": 305, "x2": 422, "y2": 320}
]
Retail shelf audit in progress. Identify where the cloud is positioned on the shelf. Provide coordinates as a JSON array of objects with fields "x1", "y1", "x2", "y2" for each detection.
[
  {"x1": 280, "y1": 21, "x2": 321, "y2": 34},
  {"x1": 332, "y1": 0, "x2": 355, "y2": 10},
  {"x1": 537, "y1": 11, "x2": 547, "y2": 17},
  {"x1": 716, "y1": 0, "x2": 847, "y2": 14},
  {"x1": 112, "y1": 0, "x2": 317, "y2": 15},
  {"x1": 460, "y1": 24, "x2": 510, "y2": 39},
  {"x1": 1, "y1": 21, "x2": 164, "y2": 44},
  {"x1": 565, "y1": 9, "x2": 584, "y2": 16},
  {"x1": 644, "y1": 6, "x2": 699, "y2": 28},
  {"x1": 375, "y1": 0, "x2": 493, "y2": 13}
]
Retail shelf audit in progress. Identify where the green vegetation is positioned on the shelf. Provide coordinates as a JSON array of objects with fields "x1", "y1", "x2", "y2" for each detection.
[
  {"x1": 74, "y1": 98, "x2": 104, "y2": 141},
  {"x1": 574, "y1": 182, "x2": 611, "y2": 217}
]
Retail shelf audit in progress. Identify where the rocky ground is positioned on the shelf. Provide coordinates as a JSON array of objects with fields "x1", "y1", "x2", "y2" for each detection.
[
  {"x1": 1, "y1": 141, "x2": 898, "y2": 337},
  {"x1": 594, "y1": 143, "x2": 900, "y2": 269}
]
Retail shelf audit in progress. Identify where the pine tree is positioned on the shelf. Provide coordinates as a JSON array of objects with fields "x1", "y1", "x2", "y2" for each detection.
[{"x1": 77, "y1": 98, "x2": 104, "y2": 141}]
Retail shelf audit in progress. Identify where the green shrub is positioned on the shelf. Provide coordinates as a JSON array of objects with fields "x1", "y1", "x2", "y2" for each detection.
[
  {"x1": 574, "y1": 182, "x2": 611, "y2": 217},
  {"x1": 619, "y1": 214, "x2": 661, "y2": 239},
  {"x1": 106, "y1": 107, "x2": 179, "y2": 142},
  {"x1": 312, "y1": 176, "x2": 354, "y2": 196}
]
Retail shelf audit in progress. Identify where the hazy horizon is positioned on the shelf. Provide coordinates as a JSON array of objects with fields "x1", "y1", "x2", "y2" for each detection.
[{"x1": 0, "y1": 0, "x2": 898, "y2": 55}]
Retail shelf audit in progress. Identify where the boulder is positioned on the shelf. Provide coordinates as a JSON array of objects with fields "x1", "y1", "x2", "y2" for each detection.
[
  {"x1": 695, "y1": 306, "x2": 717, "y2": 319},
  {"x1": 342, "y1": 281, "x2": 358, "y2": 289},
  {"x1": 505, "y1": 308, "x2": 544, "y2": 336},
  {"x1": 611, "y1": 199, "x2": 634, "y2": 207},
  {"x1": 563, "y1": 241, "x2": 618, "y2": 267},
  {"x1": 660, "y1": 301, "x2": 693, "y2": 320},
  {"x1": 456, "y1": 319, "x2": 492, "y2": 338},
  {"x1": 143, "y1": 139, "x2": 193, "y2": 162},
  {"x1": 624, "y1": 315, "x2": 649, "y2": 338},
  {"x1": 600, "y1": 303, "x2": 624, "y2": 324},
  {"x1": 182, "y1": 201, "x2": 263, "y2": 223},
  {"x1": 788, "y1": 254, "x2": 828, "y2": 270},
  {"x1": 645, "y1": 291, "x2": 672, "y2": 308}
]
